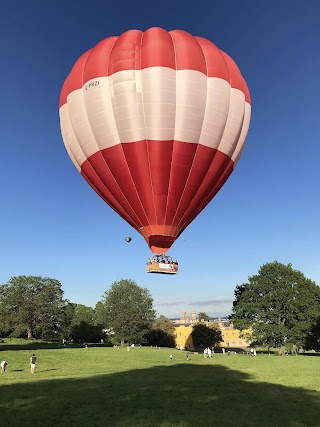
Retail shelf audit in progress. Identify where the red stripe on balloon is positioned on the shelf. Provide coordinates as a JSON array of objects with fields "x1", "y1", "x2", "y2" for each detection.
[
  {"x1": 80, "y1": 161, "x2": 142, "y2": 230},
  {"x1": 141, "y1": 27, "x2": 176, "y2": 69},
  {"x1": 175, "y1": 154, "x2": 234, "y2": 236},
  {"x1": 220, "y1": 51, "x2": 243, "y2": 92},
  {"x1": 83, "y1": 36, "x2": 118, "y2": 83},
  {"x1": 169, "y1": 148, "x2": 232, "y2": 234},
  {"x1": 81, "y1": 149, "x2": 147, "y2": 229},
  {"x1": 164, "y1": 141, "x2": 198, "y2": 228},
  {"x1": 59, "y1": 50, "x2": 91, "y2": 107},
  {"x1": 169, "y1": 30, "x2": 207, "y2": 74},
  {"x1": 221, "y1": 51, "x2": 251, "y2": 104},
  {"x1": 195, "y1": 37, "x2": 230, "y2": 80},
  {"x1": 80, "y1": 141, "x2": 234, "y2": 251},
  {"x1": 148, "y1": 141, "x2": 174, "y2": 227},
  {"x1": 59, "y1": 28, "x2": 251, "y2": 108},
  {"x1": 121, "y1": 141, "x2": 157, "y2": 226},
  {"x1": 108, "y1": 30, "x2": 143, "y2": 75}
]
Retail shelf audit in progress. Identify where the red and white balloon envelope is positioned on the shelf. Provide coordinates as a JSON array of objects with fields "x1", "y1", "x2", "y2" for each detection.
[{"x1": 59, "y1": 28, "x2": 251, "y2": 257}]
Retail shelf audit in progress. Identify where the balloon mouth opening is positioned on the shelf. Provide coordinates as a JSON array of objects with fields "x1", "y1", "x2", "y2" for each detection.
[{"x1": 149, "y1": 235, "x2": 176, "y2": 254}]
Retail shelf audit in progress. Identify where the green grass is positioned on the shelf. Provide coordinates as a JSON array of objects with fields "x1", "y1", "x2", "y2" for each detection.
[{"x1": 0, "y1": 340, "x2": 319, "y2": 427}]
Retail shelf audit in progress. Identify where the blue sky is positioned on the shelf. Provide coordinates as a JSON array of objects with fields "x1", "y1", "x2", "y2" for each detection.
[{"x1": 1, "y1": 0, "x2": 319, "y2": 318}]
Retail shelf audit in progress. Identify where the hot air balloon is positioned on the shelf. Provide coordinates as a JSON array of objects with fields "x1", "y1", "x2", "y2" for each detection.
[
  {"x1": 125, "y1": 236, "x2": 132, "y2": 243},
  {"x1": 59, "y1": 27, "x2": 251, "y2": 260}
]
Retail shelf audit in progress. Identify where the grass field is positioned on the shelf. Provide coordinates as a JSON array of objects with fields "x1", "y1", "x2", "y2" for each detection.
[{"x1": 0, "y1": 340, "x2": 319, "y2": 427}]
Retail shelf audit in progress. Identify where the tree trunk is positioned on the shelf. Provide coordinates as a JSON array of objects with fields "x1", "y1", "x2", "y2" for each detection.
[
  {"x1": 27, "y1": 328, "x2": 33, "y2": 340},
  {"x1": 121, "y1": 339, "x2": 125, "y2": 347}
]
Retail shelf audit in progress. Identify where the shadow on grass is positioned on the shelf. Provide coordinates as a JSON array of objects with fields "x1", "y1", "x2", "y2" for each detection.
[
  {"x1": 0, "y1": 342, "x2": 111, "y2": 351},
  {"x1": 0, "y1": 342, "x2": 62, "y2": 351},
  {"x1": 0, "y1": 364, "x2": 319, "y2": 427},
  {"x1": 299, "y1": 352, "x2": 320, "y2": 357}
]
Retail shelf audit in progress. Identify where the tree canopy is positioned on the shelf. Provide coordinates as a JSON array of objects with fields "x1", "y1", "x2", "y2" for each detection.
[
  {"x1": 70, "y1": 304, "x2": 104, "y2": 343},
  {"x1": 191, "y1": 323, "x2": 222, "y2": 349},
  {"x1": 198, "y1": 312, "x2": 211, "y2": 321},
  {"x1": 0, "y1": 276, "x2": 67, "y2": 339},
  {"x1": 144, "y1": 315, "x2": 176, "y2": 347},
  {"x1": 98, "y1": 279, "x2": 156, "y2": 345},
  {"x1": 230, "y1": 261, "x2": 320, "y2": 350},
  {"x1": 305, "y1": 317, "x2": 320, "y2": 351}
]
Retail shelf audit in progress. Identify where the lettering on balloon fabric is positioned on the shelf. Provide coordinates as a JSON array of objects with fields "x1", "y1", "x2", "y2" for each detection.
[{"x1": 85, "y1": 80, "x2": 100, "y2": 90}]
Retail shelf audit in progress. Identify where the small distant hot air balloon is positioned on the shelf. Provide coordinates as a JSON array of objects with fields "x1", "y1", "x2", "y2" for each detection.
[
  {"x1": 125, "y1": 236, "x2": 132, "y2": 243},
  {"x1": 59, "y1": 27, "x2": 251, "y2": 256}
]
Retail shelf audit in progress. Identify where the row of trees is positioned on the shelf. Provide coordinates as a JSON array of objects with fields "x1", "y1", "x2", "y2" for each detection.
[
  {"x1": 0, "y1": 277, "x2": 154, "y2": 344},
  {"x1": 1, "y1": 261, "x2": 319, "y2": 351},
  {"x1": 0, "y1": 276, "x2": 223, "y2": 349},
  {"x1": 230, "y1": 262, "x2": 320, "y2": 351}
]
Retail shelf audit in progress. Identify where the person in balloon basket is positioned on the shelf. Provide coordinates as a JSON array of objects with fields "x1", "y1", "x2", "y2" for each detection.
[
  {"x1": 30, "y1": 354, "x2": 37, "y2": 373},
  {"x1": 1, "y1": 360, "x2": 8, "y2": 373}
]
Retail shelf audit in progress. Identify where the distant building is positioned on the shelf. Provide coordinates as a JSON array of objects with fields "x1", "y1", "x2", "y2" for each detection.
[
  {"x1": 173, "y1": 311, "x2": 198, "y2": 325},
  {"x1": 172, "y1": 312, "x2": 250, "y2": 350}
]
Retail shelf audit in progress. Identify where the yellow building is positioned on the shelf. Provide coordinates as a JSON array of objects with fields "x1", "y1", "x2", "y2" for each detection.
[
  {"x1": 216, "y1": 322, "x2": 250, "y2": 348},
  {"x1": 173, "y1": 313, "x2": 250, "y2": 350},
  {"x1": 175, "y1": 325, "x2": 193, "y2": 350}
]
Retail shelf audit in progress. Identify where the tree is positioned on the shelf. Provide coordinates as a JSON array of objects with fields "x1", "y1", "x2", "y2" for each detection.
[
  {"x1": 305, "y1": 317, "x2": 320, "y2": 351},
  {"x1": 94, "y1": 301, "x2": 108, "y2": 328},
  {"x1": 70, "y1": 304, "x2": 104, "y2": 343},
  {"x1": 191, "y1": 323, "x2": 222, "y2": 349},
  {"x1": 152, "y1": 315, "x2": 175, "y2": 335},
  {"x1": 59, "y1": 302, "x2": 76, "y2": 340},
  {"x1": 0, "y1": 276, "x2": 67, "y2": 339},
  {"x1": 99, "y1": 279, "x2": 156, "y2": 345},
  {"x1": 230, "y1": 262, "x2": 320, "y2": 350},
  {"x1": 198, "y1": 312, "x2": 211, "y2": 321},
  {"x1": 144, "y1": 315, "x2": 176, "y2": 347}
]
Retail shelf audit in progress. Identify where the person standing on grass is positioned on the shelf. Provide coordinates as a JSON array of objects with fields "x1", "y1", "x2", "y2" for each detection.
[
  {"x1": 30, "y1": 354, "x2": 37, "y2": 373},
  {"x1": 1, "y1": 360, "x2": 8, "y2": 373}
]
